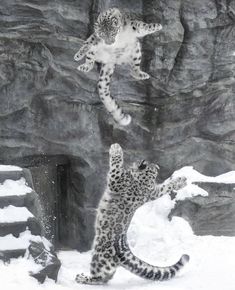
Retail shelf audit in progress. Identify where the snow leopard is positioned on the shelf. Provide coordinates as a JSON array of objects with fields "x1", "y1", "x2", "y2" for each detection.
[
  {"x1": 75, "y1": 143, "x2": 189, "y2": 285},
  {"x1": 74, "y1": 8, "x2": 162, "y2": 126}
]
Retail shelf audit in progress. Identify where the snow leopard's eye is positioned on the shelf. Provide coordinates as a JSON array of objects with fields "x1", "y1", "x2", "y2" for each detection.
[{"x1": 138, "y1": 160, "x2": 147, "y2": 170}]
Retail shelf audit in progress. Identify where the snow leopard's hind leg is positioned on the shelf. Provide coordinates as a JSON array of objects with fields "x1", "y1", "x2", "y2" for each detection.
[
  {"x1": 74, "y1": 34, "x2": 98, "y2": 72},
  {"x1": 130, "y1": 41, "x2": 150, "y2": 80},
  {"x1": 117, "y1": 236, "x2": 189, "y2": 281},
  {"x1": 75, "y1": 251, "x2": 118, "y2": 285},
  {"x1": 98, "y1": 63, "x2": 131, "y2": 126},
  {"x1": 75, "y1": 273, "x2": 104, "y2": 285},
  {"x1": 75, "y1": 273, "x2": 114, "y2": 285}
]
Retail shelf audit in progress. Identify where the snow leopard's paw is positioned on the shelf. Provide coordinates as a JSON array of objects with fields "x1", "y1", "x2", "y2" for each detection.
[
  {"x1": 172, "y1": 176, "x2": 187, "y2": 191},
  {"x1": 74, "y1": 46, "x2": 88, "y2": 61},
  {"x1": 109, "y1": 143, "x2": 123, "y2": 157},
  {"x1": 75, "y1": 273, "x2": 88, "y2": 284},
  {"x1": 131, "y1": 70, "x2": 150, "y2": 80},
  {"x1": 77, "y1": 63, "x2": 93, "y2": 73}
]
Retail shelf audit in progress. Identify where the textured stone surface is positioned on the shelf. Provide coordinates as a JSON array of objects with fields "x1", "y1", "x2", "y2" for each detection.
[
  {"x1": 28, "y1": 241, "x2": 61, "y2": 283},
  {"x1": 171, "y1": 182, "x2": 235, "y2": 236},
  {"x1": 0, "y1": 0, "x2": 235, "y2": 250}
]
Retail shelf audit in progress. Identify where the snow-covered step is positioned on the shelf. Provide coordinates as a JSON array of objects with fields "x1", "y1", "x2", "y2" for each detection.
[
  {"x1": 0, "y1": 218, "x2": 42, "y2": 237},
  {"x1": 0, "y1": 205, "x2": 33, "y2": 223},
  {"x1": 0, "y1": 166, "x2": 50, "y2": 268},
  {"x1": 0, "y1": 230, "x2": 42, "y2": 251},
  {"x1": 0, "y1": 178, "x2": 32, "y2": 197},
  {"x1": 0, "y1": 165, "x2": 23, "y2": 183},
  {"x1": 0, "y1": 205, "x2": 41, "y2": 237},
  {"x1": 0, "y1": 249, "x2": 26, "y2": 260},
  {"x1": 0, "y1": 195, "x2": 26, "y2": 209},
  {"x1": 0, "y1": 177, "x2": 33, "y2": 209},
  {"x1": 0, "y1": 230, "x2": 43, "y2": 261}
]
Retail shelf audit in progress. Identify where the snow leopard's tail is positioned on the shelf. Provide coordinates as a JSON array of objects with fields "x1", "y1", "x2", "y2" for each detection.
[
  {"x1": 98, "y1": 64, "x2": 131, "y2": 126},
  {"x1": 116, "y1": 236, "x2": 189, "y2": 281}
]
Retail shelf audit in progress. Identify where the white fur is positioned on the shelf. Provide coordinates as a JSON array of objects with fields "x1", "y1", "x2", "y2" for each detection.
[{"x1": 95, "y1": 26, "x2": 137, "y2": 65}]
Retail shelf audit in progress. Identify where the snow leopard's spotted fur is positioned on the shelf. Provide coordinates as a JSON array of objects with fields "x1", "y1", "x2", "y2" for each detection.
[
  {"x1": 74, "y1": 8, "x2": 162, "y2": 126},
  {"x1": 75, "y1": 143, "x2": 189, "y2": 285}
]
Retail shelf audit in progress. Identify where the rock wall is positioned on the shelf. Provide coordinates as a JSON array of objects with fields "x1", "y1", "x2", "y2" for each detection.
[
  {"x1": 171, "y1": 182, "x2": 235, "y2": 236},
  {"x1": 0, "y1": 0, "x2": 235, "y2": 250}
]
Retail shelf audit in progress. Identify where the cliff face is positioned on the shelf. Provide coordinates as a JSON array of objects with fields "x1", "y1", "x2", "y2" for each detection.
[{"x1": 0, "y1": 0, "x2": 235, "y2": 250}]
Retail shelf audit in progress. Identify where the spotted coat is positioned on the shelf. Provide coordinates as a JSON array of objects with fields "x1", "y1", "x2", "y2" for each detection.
[{"x1": 75, "y1": 143, "x2": 189, "y2": 285}]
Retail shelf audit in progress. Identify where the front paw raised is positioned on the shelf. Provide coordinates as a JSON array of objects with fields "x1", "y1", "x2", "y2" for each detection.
[
  {"x1": 172, "y1": 176, "x2": 187, "y2": 191},
  {"x1": 109, "y1": 143, "x2": 123, "y2": 156}
]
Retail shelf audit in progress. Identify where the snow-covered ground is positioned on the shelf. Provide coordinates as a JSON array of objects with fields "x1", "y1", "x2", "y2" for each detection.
[{"x1": 0, "y1": 166, "x2": 235, "y2": 290}]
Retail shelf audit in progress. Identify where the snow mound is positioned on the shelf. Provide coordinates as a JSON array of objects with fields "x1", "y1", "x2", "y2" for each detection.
[
  {"x1": 172, "y1": 166, "x2": 235, "y2": 184},
  {"x1": 0, "y1": 178, "x2": 32, "y2": 197}
]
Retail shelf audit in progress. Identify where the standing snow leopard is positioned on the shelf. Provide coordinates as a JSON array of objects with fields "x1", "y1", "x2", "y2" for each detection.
[
  {"x1": 74, "y1": 8, "x2": 162, "y2": 126},
  {"x1": 75, "y1": 143, "x2": 189, "y2": 285}
]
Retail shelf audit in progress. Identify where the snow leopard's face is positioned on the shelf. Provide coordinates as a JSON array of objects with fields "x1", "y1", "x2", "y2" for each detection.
[
  {"x1": 130, "y1": 160, "x2": 160, "y2": 191},
  {"x1": 94, "y1": 8, "x2": 122, "y2": 45}
]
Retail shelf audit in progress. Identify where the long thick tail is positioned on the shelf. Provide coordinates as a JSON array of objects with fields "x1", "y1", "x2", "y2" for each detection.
[
  {"x1": 98, "y1": 64, "x2": 131, "y2": 126},
  {"x1": 116, "y1": 236, "x2": 189, "y2": 281}
]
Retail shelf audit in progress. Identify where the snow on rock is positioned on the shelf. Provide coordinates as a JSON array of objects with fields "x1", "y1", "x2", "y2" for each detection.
[
  {"x1": 172, "y1": 166, "x2": 235, "y2": 184},
  {"x1": 0, "y1": 178, "x2": 32, "y2": 197},
  {"x1": 0, "y1": 230, "x2": 42, "y2": 251},
  {"x1": 170, "y1": 166, "x2": 235, "y2": 200},
  {"x1": 0, "y1": 206, "x2": 33, "y2": 223},
  {"x1": 0, "y1": 165, "x2": 22, "y2": 171}
]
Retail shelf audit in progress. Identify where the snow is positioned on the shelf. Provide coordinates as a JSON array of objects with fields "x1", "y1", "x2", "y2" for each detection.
[
  {"x1": 0, "y1": 166, "x2": 235, "y2": 290},
  {"x1": 0, "y1": 165, "x2": 22, "y2": 171},
  {"x1": 0, "y1": 178, "x2": 32, "y2": 197},
  {"x1": 172, "y1": 166, "x2": 235, "y2": 200},
  {"x1": 0, "y1": 230, "x2": 43, "y2": 251},
  {"x1": 0, "y1": 205, "x2": 33, "y2": 223},
  {"x1": 172, "y1": 166, "x2": 235, "y2": 184}
]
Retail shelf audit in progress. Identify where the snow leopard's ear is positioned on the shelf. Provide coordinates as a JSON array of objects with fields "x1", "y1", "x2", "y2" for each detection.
[
  {"x1": 138, "y1": 160, "x2": 148, "y2": 170},
  {"x1": 155, "y1": 163, "x2": 160, "y2": 170},
  {"x1": 109, "y1": 7, "x2": 121, "y2": 15}
]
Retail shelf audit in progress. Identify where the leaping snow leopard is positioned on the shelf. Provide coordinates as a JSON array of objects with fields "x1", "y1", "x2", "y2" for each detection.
[
  {"x1": 74, "y1": 8, "x2": 162, "y2": 126},
  {"x1": 75, "y1": 143, "x2": 189, "y2": 285}
]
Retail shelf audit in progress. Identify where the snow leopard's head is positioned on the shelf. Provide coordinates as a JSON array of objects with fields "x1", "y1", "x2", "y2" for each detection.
[
  {"x1": 130, "y1": 160, "x2": 160, "y2": 191},
  {"x1": 94, "y1": 8, "x2": 123, "y2": 45}
]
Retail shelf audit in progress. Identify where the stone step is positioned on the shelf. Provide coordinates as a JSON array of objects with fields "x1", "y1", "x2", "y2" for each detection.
[
  {"x1": 0, "y1": 218, "x2": 42, "y2": 237},
  {"x1": 0, "y1": 195, "x2": 25, "y2": 209},
  {"x1": 0, "y1": 191, "x2": 42, "y2": 219},
  {"x1": 0, "y1": 170, "x2": 24, "y2": 184},
  {"x1": 0, "y1": 249, "x2": 26, "y2": 262}
]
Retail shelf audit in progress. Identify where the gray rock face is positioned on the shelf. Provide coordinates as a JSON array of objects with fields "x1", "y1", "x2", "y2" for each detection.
[
  {"x1": 28, "y1": 241, "x2": 61, "y2": 283},
  {"x1": 0, "y1": 0, "x2": 235, "y2": 250},
  {"x1": 171, "y1": 182, "x2": 235, "y2": 236}
]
